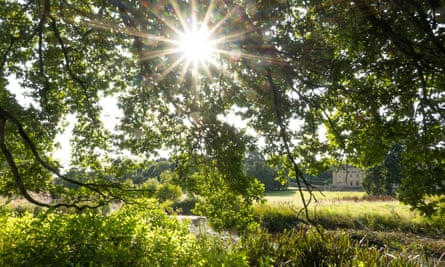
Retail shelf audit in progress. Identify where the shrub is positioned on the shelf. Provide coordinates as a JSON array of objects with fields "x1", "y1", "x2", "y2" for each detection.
[
  {"x1": 155, "y1": 183, "x2": 183, "y2": 203},
  {"x1": 0, "y1": 199, "x2": 198, "y2": 266},
  {"x1": 171, "y1": 196, "x2": 198, "y2": 215},
  {"x1": 0, "y1": 199, "x2": 252, "y2": 266}
]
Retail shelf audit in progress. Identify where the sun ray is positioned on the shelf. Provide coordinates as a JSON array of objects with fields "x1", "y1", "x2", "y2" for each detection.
[
  {"x1": 170, "y1": 1, "x2": 191, "y2": 34},
  {"x1": 215, "y1": 48, "x2": 284, "y2": 65},
  {"x1": 202, "y1": 0, "x2": 218, "y2": 26},
  {"x1": 159, "y1": 54, "x2": 189, "y2": 81},
  {"x1": 139, "y1": 48, "x2": 181, "y2": 61},
  {"x1": 68, "y1": 1, "x2": 286, "y2": 87},
  {"x1": 205, "y1": 5, "x2": 244, "y2": 37}
]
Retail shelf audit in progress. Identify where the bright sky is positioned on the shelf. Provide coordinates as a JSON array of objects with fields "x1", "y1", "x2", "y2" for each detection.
[{"x1": 5, "y1": 77, "x2": 120, "y2": 166}]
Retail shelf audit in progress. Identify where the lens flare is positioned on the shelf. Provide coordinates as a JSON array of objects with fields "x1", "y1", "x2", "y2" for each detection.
[
  {"x1": 74, "y1": 1, "x2": 278, "y2": 84},
  {"x1": 178, "y1": 26, "x2": 214, "y2": 63}
]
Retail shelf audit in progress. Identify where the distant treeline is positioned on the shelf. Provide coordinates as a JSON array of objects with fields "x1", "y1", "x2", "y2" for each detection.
[{"x1": 55, "y1": 154, "x2": 333, "y2": 192}]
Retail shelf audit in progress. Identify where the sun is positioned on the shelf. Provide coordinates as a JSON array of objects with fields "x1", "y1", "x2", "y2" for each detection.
[
  {"x1": 118, "y1": 1, "x2": 273, "y2": 82},
  {"x1": 177, "y1": 25, "x2": 215, "y2": 64}
]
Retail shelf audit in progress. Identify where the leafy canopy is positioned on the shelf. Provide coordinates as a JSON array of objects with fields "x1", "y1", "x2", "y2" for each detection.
[{"x1": 0, "y1": 0, "x2": 444, "y2": 216}]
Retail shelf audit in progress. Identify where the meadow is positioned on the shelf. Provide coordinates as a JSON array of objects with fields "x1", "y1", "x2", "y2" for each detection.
[
  {"x1": 263, "y1": 190, "x2": 421, "y2": 230},
  {"x1": 257, "y1": 189, "x2": 445, "y2": 265}
]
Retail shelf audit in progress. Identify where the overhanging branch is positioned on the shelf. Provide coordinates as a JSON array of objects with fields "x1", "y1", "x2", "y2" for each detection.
[{"x1": 0, "y1": 107, "x2": 133, "y2": 210}]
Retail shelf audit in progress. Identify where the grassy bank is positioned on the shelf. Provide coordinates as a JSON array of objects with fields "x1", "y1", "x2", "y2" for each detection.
[
  {"x1": 262, "y1": 190, "x2": 442, "y2": 233},
  {"x1": 257, "y1": 189, "x2": 445, "y2": 263}
]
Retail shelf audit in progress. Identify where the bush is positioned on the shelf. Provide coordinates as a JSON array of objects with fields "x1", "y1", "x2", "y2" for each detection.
[
  {"x1": 171, "y1": 196, "x2": 198, "y2": 215},
  {"x1": 155, "y1": 183, "x2": 183, "y2": 203},
  {"x1": 0, "y1": 199, "x2": 198, "y2": 266},
  {"x1": 0, "y1": 201, "x2": 435, "y2": 266},
  {"x1": 0, "y1": 199, "x2": 252, "y2": 266}
]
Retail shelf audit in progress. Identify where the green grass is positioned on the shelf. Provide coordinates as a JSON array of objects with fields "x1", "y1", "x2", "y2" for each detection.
[
  {"x1": 257, "y1": 189, "x2": 445, "y2": 264},
  {"x1": 262, "y1": 189, "x2": 440, "y2": 234},
  {"x1": 265, "y1": 189, "x2": 367, "y2": 204}
]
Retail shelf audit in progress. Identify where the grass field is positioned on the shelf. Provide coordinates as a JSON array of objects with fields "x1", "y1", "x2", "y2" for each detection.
[
  {"x1": 260, "y1": 189, "x2": 445, "y2": 265},
  {"x1": 264, "y1": 189, "x2": 419, "y2": 226},
  {"x1": 2, "y1": 192, "x2": 444, "y2": 265},
  {"x1": 265, "y1": 189, "x2": 367, "y2": 203}
]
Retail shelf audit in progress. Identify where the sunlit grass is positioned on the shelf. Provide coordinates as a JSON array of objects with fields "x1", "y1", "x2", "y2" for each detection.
[
  {"x1": 261, "y1": 190, "x2": 434, "y2": 234},
  {"x1": 265, "y1": 190, "x2": 367, "y2": 204},
  {"x1": 256, "y1": 190, "x2": 445, "y2": 261}
]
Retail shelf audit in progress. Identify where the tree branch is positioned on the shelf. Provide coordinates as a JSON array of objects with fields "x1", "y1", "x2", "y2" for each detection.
[
  {"x1": 0, "y1": 115, "x2": 51, "y2": 207},
  {"x1": 265, "y1": 69, "x2": 317, "y2": 225},
  {"x1": 48, "y1": 15, "x2": 100, "y2": 126},
  {"x1": 0, "y1": 107, "x2": 132, "y2": 210}
]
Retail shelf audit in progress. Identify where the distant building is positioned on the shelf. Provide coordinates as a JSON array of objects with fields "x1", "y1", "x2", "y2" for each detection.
[{"x1": 332, "y1": 166, "x2": 364, "y2": 188}]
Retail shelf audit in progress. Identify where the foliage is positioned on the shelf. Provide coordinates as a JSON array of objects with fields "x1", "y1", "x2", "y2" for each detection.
[
  {"x1": 0, "y1": 199, "x2": 249, "y2": 267},
  {"x1": 253, "y1": 203, "x2": 301, "y2": 233},
  {"x1": 155, "y1": 182, "x2": 183, "y2": 203},
  {"x1": 0, "y1": 199, "x2": 198, "y2": 266},
  {"x1": 262, "y1": 190, "x2": 445, "y2": 236},
  {"x1": 241, "y1": 227, "x2": 429, "y2": 267},
  {"x1": 1, "y1": 0, "x2": 444, "y2": 219},
  {"x1": 303, "y1": 168, "x2": 333, "y2": 185},
  {"x1": 171, "y1": 196, "x2": 198, "y2": 215},
  {"x1": 1, "y1": 203, "x2": 441, "y2": 267},
  {"x1": 122, "y1": 160, "x2": 174, "y2": 185},
  {"x1": 139, "y1": 178, "x2": 159, "y2": 197},
  {"x1": 291, "y1": 0, "x2": 445, "y2": 215},
  {"x1": 229, "y1": 0, "x2": 445, "y2": 216},
  {"x1": 178, "y1": 153, "x2": 264, "y2": 234}
]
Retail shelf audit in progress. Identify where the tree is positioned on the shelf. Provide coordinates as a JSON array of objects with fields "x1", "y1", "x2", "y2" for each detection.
[
  {"x1": 227, "y1": 0, "x2": 445, "y2": 216},
  {"x1": 1, "y1": 0, "x2": 444, "y2": 218},
  {"x1": 1, "y1": 0, "x2": 138, "y2": 209},
  {"x1": 244, "y1": 153, "x2": 283, "y2": 192},
  {"x1": 363, "y1": 144, "x2": 403, "y2": 196}
]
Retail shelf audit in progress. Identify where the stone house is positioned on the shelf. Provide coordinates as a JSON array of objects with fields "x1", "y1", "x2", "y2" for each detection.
[{"x1": 332, "y1": 166, "x2": 364, "y2": 188}]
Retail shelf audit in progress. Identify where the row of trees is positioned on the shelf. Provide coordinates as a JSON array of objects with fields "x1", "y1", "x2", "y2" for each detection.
[{"x1": 1, "y1": 0, "x2": 444, "y2": 221}]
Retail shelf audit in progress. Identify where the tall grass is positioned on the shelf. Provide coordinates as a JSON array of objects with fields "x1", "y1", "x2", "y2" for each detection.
[
  {"x1": 255, "y1": 190, "x2": 445, "y2": 265},
  {"x1": 264, "y1": 190, "x2": 367, "y2": 204},
  {"x1": 262, "y1": 190, "x2": 434, "y2": 234},
  {"x1": 241, "y1": 227, "x2": 430, "y2": 267}
]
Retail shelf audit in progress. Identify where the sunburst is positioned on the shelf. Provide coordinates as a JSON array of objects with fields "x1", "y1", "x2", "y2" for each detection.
[
  {"x1": 175, "y1": 23, "x2": 216, "y2": 72},
  {"x1": 138, "y1": 0, "x2": 269, "y2": 83},
  {"x1": 77, "y1": 1, "x2": 275, "y2": 84}
]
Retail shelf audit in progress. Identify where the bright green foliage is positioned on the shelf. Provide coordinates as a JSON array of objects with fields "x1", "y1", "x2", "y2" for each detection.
[
  {"x1": 177, "y1": 152, "x2": 264, "y2": 234},
  {"x1": 155, "y1": 182, "x2": 183, "y2": 203},
  {"x1": 0, "y1": 199, "x2": 250, "y2": 266},
  {"x1": 0, "y1": 199, "x2": 197, "y2": 266},
  {"x1": 0, "y1": 0, "x2": 140, "y2": 208},
  {"x1": 229, "y1": 0, "x2": 445, "y2": 216},
  {"x1": 241, "y1": 227, "x2": 427, "y2": 267},
  {"x1": 0, "y1": 204, "x2": 437, "y2": 267}
]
